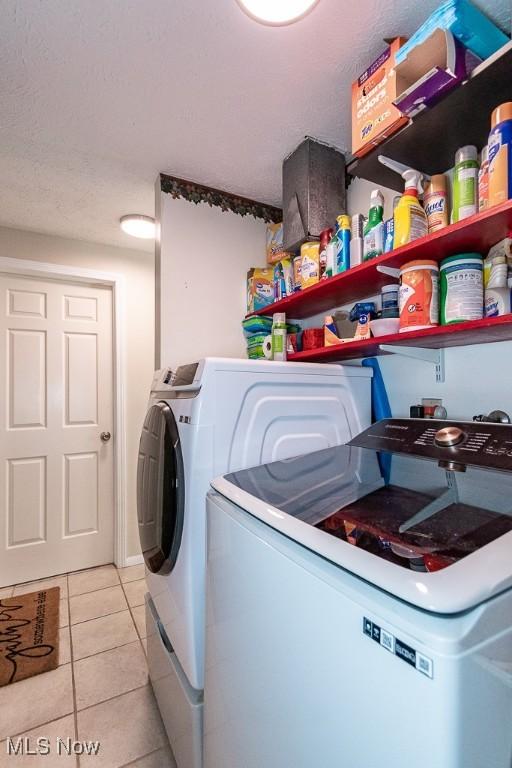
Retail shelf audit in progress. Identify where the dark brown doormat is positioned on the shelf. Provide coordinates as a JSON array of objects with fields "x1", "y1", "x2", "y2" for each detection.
[{"x1": 0, "y1": 586, "x2": 60, "y2": 687}]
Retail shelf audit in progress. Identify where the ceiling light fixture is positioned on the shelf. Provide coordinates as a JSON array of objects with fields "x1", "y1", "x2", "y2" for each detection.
[
  {"x1": 235, "y1": 0, "x2": 319, "y2": 26},
  {"x1": 120, "y1": 214, "x2": 156, "y2": 239}
]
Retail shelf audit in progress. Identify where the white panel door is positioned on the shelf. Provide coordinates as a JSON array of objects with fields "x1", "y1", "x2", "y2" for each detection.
[{"x1": 0, "y1": 274, "x2": 114, "y2": 585}]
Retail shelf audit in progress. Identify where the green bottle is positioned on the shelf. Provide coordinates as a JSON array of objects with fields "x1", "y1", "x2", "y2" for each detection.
[
  {"x1": 363, "y1": 190, "x2": 385, "y2": 261},
  {"x1": 271, "y1": 312, "x2": 287, "y2": 361}
]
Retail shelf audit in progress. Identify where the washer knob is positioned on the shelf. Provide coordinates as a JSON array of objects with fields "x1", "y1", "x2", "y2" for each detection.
[{"x1": 434, "y1": 426, "x2": 465, "y2": 447}]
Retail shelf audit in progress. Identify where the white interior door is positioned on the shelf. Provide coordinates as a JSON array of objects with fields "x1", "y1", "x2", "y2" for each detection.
[{"x1": 0, "y1": 274, "x2": 114, "y2": 586}]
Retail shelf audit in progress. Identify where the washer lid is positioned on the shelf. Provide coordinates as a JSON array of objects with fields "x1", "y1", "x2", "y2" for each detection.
[{"x1": 212, "y1": 441, "x2": 512, "y2": 614}]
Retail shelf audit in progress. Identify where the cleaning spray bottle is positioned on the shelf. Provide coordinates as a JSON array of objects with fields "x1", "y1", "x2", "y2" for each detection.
[
  {"x1": 394, "y1": 169, "x2": 428, "y2": 248},
  {"x1": 363, "y1": 190, "x2": 384, "y2": 261}
]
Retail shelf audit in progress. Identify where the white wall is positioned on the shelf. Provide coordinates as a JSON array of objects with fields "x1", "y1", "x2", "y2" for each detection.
[
  {"x1": 157, "y1": 193, "x2": 267, "y2": 369},
  {"x1": 0, "y1": 226, "x2": 154, "y2": 559},
  {"x1": 378, "y1": 342, "x2": 512, "y2": 421}
]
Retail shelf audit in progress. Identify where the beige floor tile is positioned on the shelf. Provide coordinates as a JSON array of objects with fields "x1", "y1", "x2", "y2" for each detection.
[
  {"x1": 122, "y1": 579, "x2": 146, "y2": 608},
  {"x1": 131, "y1": 605, "x2": 147, "y2": 639},
  {"x1": 0, "y1": 587, "x2": 13, "y2": 599},
  {"x1": 59, "y1": 626, "x2": 71, "y2": 666},
  {"x1": 68, "y1": 565, "x2": 119, "y2": 597},
  {"x1": 77, "y1": 685, "x2": 166, "y2": 767},
  {"x1": 13, "y1": 575, "x2": 68, "y2": 598},
  {"x1": 59, "y1": 598, "x2": 69, "y2": 628},
  {"x1": 118, "y1": 564, "x2": 145, "y2": 584},
  {"x1": 72, "y1": 610, "x2": 138, "y2": 661},
  {"x1": 0, "y1": 715, "x2": 76, "y2": 767},
  {"x1": 140, "y1": 638, "x2": 147, "y2": 656},
  {"x1": 123, "y1": 745, "x2": 176, "y2": 767},
  {"x1": 70, "y1": 586, "x2": 127, "y2": 625},
  {"x1": 0, "y1": 664, "x2": 73, "y2": 740},
  {"x1": 74, "y1": 641, "x2": 148, "y2": 710}
]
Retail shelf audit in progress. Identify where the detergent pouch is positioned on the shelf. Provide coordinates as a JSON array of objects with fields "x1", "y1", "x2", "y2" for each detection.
[{"x1": 247, "y1": 268, "x2": 274, "y2": 313}]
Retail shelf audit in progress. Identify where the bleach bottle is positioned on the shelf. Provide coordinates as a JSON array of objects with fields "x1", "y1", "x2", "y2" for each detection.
[
  {"x1": 394, "y1": 169, "x2": 428, "y2": 248},
  {"x1": 363, "y1": 190, "x2": 384, "y2": 261}
]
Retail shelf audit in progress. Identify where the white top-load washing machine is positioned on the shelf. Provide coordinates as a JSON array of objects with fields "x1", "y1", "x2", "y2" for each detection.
[
  {"x1": 206, "y1": 418, "x2": 512, "y2": 768},
  {"x1": 137, "y1": 357, "x2": 373, "y2": 768}
]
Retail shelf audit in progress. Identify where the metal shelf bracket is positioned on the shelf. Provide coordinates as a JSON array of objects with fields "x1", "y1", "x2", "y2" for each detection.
[{"x1": 379, "y1": 344, "x2": 445, "y2": 383}]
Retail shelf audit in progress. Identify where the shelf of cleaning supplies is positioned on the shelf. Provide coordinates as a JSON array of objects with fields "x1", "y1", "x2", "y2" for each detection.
[
  {"x1": 347, "y1": 41, "x2": 512, "y2": 191},
  {"x1": 287, "y1": 315, "x2": 512, "y2": 363},
  {"x1": 248, "y1": 199, "x2": 512, "y2": 320}
]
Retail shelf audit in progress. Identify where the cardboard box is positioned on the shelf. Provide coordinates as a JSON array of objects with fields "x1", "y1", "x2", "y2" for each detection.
[
  {"x1": 247, "y1": 268, "x2": 274, "y2": 314},
  {"x1": 324, "y1": 316, "x2": 344, "y2": 347},
  {"x1": 266, "y1": 222, "x2": 284, "y2": 263},
  {"x1": 351, "y1": 37, "x2": 408, "y2": 158},
  {"x1": 393, "y1": 29, "x2": 481, "y2": 119}
]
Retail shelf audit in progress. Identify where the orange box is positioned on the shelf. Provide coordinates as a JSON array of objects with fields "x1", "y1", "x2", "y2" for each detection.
[{"x1": 351, "y1": 37, "x2": 408, "y2": 158}]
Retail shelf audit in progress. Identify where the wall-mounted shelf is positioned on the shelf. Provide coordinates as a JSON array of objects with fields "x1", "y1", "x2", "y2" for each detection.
[
  {"x1": 287, "y1": 316, "x2": 512, "y2": 363},
  {"x1": 379, "y1": 344, "x2": 445, "y2": 382},
  {"x1": 249, "y1": 200, "x2": 512, "y2": 320},
  {"x1": 347, "y1": 41, "x2": 512, "y2": 191}
]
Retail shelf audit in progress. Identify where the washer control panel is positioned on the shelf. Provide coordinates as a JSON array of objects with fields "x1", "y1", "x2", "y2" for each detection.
[{"x1": 349, "y1": 418, "x2": 512, "y2": 470}]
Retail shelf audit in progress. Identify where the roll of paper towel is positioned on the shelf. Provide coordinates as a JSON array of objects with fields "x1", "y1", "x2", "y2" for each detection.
[{"x1": 263, "y1": 335, "x2": 273, "y2": 359}]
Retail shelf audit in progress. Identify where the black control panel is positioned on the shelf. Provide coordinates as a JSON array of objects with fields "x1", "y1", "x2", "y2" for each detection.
[{"x1": 349, "y1": 418, "x2": 512, "y2": 471}]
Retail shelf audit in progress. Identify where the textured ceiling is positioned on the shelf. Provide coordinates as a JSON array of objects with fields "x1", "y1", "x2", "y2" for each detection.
[{"x1": 0, "y1": 0, "x2": 510, "y2": 252}]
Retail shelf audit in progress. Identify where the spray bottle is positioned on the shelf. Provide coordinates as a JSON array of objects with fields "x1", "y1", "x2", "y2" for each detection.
[
  {"x1": 394, "y1": 169, "x2": 428, "y2": 248},
  {"x1": 363, "y1": 190, "x2": 385, "y2": 261}
]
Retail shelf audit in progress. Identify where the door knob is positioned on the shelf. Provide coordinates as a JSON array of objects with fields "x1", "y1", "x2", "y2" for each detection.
[{"x1": 100, "y1": 431, "x2": 111, "y2": 442}]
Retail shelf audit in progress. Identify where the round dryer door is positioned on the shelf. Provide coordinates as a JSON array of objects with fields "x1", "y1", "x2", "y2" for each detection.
[{"x1": 137, "y1": 401, "x2": 185, "y2": 574}]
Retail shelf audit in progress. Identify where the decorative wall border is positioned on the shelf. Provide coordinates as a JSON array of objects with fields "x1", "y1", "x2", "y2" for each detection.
[{"x1": 160, "y1": 173, "x2": 282, "y2": 223}]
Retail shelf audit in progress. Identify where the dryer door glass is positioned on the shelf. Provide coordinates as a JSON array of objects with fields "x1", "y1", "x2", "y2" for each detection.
[{"x1": 137, "y1": 401, "x2": 185, "y2": 574}]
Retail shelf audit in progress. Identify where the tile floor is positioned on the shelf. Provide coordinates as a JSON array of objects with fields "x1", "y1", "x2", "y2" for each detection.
[{"x1": 0, "y1": 564, "x2": 176, "y2": 767}]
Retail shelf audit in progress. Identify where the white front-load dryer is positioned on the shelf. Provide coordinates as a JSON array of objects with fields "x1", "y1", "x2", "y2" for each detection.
[{"x1": 137, "y1": 358, "x2": 373, "y2": 768}]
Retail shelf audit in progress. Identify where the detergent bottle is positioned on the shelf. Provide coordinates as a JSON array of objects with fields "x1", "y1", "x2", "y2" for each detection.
[
  {"x1": 363, "y1": 190, "x2": 384, "y2": 261},
  {"x1": 334, "y1": 215, "x2": 351, "y2": 274},
  {"x1": 394, "y1": 169, "x2": 428, "y2": 248},
  {"x1": 488, "y1": 102, "x2": 512, "y2": 207}
]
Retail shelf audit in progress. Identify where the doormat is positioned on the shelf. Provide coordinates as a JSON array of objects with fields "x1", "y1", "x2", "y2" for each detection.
[{"x1": 0, "y1": 587, "x2": 60, "y2": 687}]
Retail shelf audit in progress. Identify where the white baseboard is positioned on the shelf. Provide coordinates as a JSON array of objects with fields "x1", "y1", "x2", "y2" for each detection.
[{"x1": 123, "y1": 553, "x2": 144, "y2": 568}]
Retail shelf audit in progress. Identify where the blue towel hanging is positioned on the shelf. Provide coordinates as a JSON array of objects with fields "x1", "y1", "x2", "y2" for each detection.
[{"x1": 362, "y1": 358, "x2": 392, "y2": 485}]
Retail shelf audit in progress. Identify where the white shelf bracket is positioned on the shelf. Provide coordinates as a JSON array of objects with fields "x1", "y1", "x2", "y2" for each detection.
[
  {"x1": 376, "y1": 265, "x2": 400, "y2": 278},
  {"x1": 379, "y1": 344, "x2": 445, "y2": 383}
]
